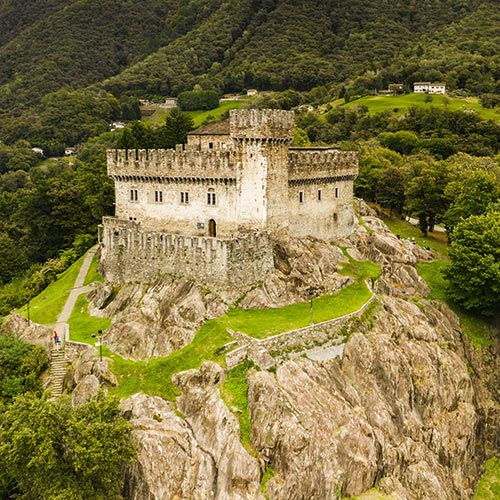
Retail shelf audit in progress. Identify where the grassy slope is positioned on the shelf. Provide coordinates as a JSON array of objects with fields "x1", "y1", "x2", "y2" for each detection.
[
  {"x1": 342, "y1": 94, "x2": 500, "y2": 122},
  {"x1": 473, "y1": 458, "x2": 500, "y2": 500},
  {"x1": 16, "y1": 254, "x2": 86, "y2": 325},
  {"x1": 142, "y1": 98, "x2": 248, "y2": 127}
]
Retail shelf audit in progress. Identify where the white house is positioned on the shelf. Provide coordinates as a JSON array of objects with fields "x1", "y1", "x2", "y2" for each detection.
[{"x1": 413, "y1": 82, "x2": 446, "y2": 94}]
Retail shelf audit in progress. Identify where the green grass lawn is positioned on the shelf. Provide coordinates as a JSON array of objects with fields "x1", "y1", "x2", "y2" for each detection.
[
  {"x1": 142, "y1": 98, "x2": 248, "y2": 127},
  {"x1": 83, "y1": 256, "x2": 104, "y2": 285},
  {"x1": 341, "y1": 94, "x2": 500, "y2": 122},
  {"x1": 474, "y1": 458, "x2": 500, "y2": 499},
  {"x1": 220, "y1": 361, "x2": 254, "y2": 452},
  {"x1": 17, "y1": 254, "x2": 86, "y2": 325},
  {"x1": 68, "y1": 295, "x2": 111, "y2": 343}
]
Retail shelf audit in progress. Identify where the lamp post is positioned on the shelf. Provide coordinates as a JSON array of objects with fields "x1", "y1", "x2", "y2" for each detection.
[
  {"x1": 91, "y1": 329, "x2": 104, "y2": 361},
  {"x1": 307, "y1": 286, "x2": 323, "y2": 326}
]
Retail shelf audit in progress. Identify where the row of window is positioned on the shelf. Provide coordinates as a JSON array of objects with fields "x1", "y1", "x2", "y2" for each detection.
[
  {"x1": 130, "y1": 189, "x2": 216, "y2": 205},
  {"x1": 129, "y1": 187, "x2": 339, "y2": 205},
  {"x1": 298, "y1": 187, "x2": 339, "y2": 203}
]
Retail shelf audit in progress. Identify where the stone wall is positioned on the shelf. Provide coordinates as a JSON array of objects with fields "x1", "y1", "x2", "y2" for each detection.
[
  {"x1": 225, "y1": 294, "x2": 376, "y2": 369},
  {"x1": 99, "y1": 217, "x2": 275, "y2": 292},
  {"x1": 107, "y1": 147, "x2": 235, "y2": 180},
  {"x1": 286, "y1": 148, "x2": 358, "y2": 240},
  {"x1": 229, "y1": 109, "x2": 294, "y2": 140},
  {"x1": 113, "y1": 175, "x2": 240, "y2": 237}
]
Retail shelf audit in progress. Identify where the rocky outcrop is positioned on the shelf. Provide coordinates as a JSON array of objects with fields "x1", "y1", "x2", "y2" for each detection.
[
  {"x1": 173, "y1": 362, "x2": 264, "y2": 500},
  {"x1": 348, "y1": 216, "x2": 433, "y2": 266},
  {"x1": 122, "y1": 363, "x2": 264, "y2": 500},
  {"x1": 240, "y1": 236, "x2": 349, "y2": 309},
  {"x1": 1, "y1": 314, "x2": 52, "y2": 349},
  {"x1": 248, "y1": 297, "x2": 479, "y2": 500},
  {"x1": 88, "y1": 279, "x2": 227, "y2": 360}
]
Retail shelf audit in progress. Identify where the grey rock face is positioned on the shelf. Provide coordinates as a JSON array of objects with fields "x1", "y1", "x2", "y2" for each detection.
[
  {"x1": 122, "y1": 364, "x2": 264, "y2": 500},
  {"x1": 248, "y1": 297, "x2": 479, "y2": 500}
]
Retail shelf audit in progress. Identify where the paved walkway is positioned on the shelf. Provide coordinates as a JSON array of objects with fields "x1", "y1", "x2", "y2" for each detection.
[{"x1": 53, "y1": 246, "x2": 97, "y2": 342}]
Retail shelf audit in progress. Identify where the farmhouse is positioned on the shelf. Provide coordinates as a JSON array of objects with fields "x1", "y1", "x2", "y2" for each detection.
[
  {"x1": 99, "y1": 109, "x2": 358, "y2": 287},
  {"x1": 413, "y1": 82, "x2": 446, "y2": 94}
]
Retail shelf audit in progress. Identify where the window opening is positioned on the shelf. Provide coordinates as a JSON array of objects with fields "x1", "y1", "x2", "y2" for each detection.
[
  {"x1": 130, "y1": 189, "x2": 138, "y2": 201},
  {"x1": 207, "y1": 191, "x2": 216, "y2": 205},
  {"x1": 299, "y1": 191, "x2": 304, "y2": 203}
]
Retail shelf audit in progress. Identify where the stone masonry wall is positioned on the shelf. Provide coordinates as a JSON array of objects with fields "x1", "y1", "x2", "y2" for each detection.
[
  {"x1": 107, "y1": 147, "x2": 235, "y2": 180},
  {"x1": 225, "y1": 295, "x2": 376, "y2": 369},
  {"x1": 99, "y1": 217, "x2": 275, "y2": 292}
]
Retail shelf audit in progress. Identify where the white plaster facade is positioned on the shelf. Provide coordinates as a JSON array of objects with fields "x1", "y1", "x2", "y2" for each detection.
[{"x1": 414, "y1": 82, "x2": 446, "y2": 94}]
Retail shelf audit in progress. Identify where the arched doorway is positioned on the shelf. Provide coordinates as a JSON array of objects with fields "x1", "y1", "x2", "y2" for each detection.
[{"x1": 209, "y1": 219, "x2": 216, "y2": 237}]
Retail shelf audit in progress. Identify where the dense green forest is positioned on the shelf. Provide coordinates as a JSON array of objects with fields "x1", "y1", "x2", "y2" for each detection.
[
  {"x1": 0, "y1": 334, "x2": 135, "y2": 499},
  {"x1": 0, "y1": 0, "x2": 499, "y2": 147},
  {"x1": 0, "y1": 0, "x2": 499, "y2": 315}
]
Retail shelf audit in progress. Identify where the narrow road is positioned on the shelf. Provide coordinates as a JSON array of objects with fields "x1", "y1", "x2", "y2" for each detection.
[{"x1": 53, "y1": 246, "x2": 97, "y2": 341}]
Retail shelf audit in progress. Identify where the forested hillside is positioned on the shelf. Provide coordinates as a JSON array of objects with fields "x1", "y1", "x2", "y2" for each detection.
[{"x1": 0, "y1": 0, "x2": 499, "y2": 146}]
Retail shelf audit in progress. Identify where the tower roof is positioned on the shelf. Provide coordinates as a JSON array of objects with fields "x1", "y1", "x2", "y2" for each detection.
[{"x1": 188, "y1": 119, "x2": 230, "y2": 136}]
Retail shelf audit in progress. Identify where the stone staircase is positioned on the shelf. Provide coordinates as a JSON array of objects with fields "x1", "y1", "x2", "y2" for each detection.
[{"x1": 49, "y1": 347, "x2": 66, "y2": 398}]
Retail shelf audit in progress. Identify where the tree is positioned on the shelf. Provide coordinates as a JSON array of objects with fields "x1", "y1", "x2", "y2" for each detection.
[
  {"x1": 158, "y1": 109, "x2": 194, "y2": 148},
  {"x1": 404, "y1": 156, "x2": 451, "y2": 236},
  {"x1": 444, "y1": 210, "x2": 500, "y2": 316},
  {"x1": 0, "y1": 334, "x2": 47, "y2": 404},
  {"x1": 444, "y1": 170, "x2": 500, "y2": 235},
  {"x1": 0, "y1": 393, "x2": 136, "y2": 500}
]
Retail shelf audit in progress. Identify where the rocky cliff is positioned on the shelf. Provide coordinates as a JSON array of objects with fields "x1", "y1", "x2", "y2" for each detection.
[{"x1": 4, "y1": 211, "x2": 498, "y2": 499}]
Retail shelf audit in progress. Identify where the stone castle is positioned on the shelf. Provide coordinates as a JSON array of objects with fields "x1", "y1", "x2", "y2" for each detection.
[{"x1": 99, "y1": 109, "x2": 358, "y2": 289}]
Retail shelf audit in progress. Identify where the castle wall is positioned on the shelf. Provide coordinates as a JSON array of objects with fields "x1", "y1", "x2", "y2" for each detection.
[
  {"x1": 231, "y1": 109, "x2": 294, "y2": 232},
  {"x1": 114, "y1": 177, "x2": 240, "y2": 237},
  {"x1": 287, "y1": 149, "x2": 358, "y2": 240},
  {"x1": 99, "y1": 218, "x2": 274, "y2": 291},
  {"x1": 288, "y1": 179, "x2": 356, "y2": 240},
  {"x1": 107, "y1": 148, "x2": 235, "y2": 179}
]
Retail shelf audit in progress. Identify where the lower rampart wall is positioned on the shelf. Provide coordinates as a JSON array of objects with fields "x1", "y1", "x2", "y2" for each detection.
[
  {"x1": 99, "y1": 217, "x2": 275, "y2": 291},
  {"x1": 226, "y1": 294, "x2": 376, "y2": 369}
]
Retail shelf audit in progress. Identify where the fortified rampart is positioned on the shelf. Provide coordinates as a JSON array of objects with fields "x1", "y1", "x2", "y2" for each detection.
[
  {"x1": 288, "y1": 149, "x2": 358, "y2": 182},
  {"x1": 99, "y1": 217, "x2": 274, "y2": 292},
  {"x1": 107, "y1": 148, "x2": 235, "y2": 181},
  {"x1": 229, "y1": 108, "x2": 294, "y2": 140}
]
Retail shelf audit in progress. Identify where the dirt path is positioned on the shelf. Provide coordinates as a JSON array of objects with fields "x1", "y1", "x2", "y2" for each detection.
[{"x1": 53, "y1": 246, "x2": 97, "y2": 341}]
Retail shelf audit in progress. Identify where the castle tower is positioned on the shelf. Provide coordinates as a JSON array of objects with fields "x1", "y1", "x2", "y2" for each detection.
[{"x1": 229, "y1": 109, "x2": 294, "y2": 233}]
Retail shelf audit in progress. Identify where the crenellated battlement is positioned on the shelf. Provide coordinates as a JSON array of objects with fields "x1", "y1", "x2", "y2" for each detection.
[
  {"x1": 101, "y1": 109, "x2": 359, "y2": 284},
  {"x1": 229, "y1": 109, "x2": 294, "y2": 141},
  {"x1": 98, "y1": 217, "x2": 275, "y2": 290},
  {"x1": 288, "y1": 148, "x2": 358, "y2": 181},
  {"x1": 107, "y1": 148, "x2": 236, "y2": 180}
]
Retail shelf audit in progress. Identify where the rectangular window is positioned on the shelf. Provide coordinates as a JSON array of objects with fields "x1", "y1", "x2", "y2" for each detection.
[
  {"x1": 180, "y1": 192, "x2": 189, "y2": 204},
  {"x1": 130, "y1": 189, "x2": 138, "y2": 201},
  {"x1": 221, "y1": 142, "x2": 227, "y2": 149},
  {"x1": 208, "y1": 142, "x2": 214, "y2": 149},
  {"x1": 299, "y1": 191, "x2": 304, "y2": 203},
  {"x1": 335, "y1": 187, "x2": 339, "y2": 198},
  {"x1": 317, "y1": 189, "x2": 322, "y2": 201},
  {"x1": 207, "y1": 192, "x2": 216, "y2": 205},
  {"x1": 154, "y1": 191, "x2": 163, "y2": 203}
]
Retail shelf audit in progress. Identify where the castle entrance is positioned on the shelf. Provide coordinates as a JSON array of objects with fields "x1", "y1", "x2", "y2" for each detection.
[{"x1": 209, "y1": 219, "x2": 216, "y2": 237}]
